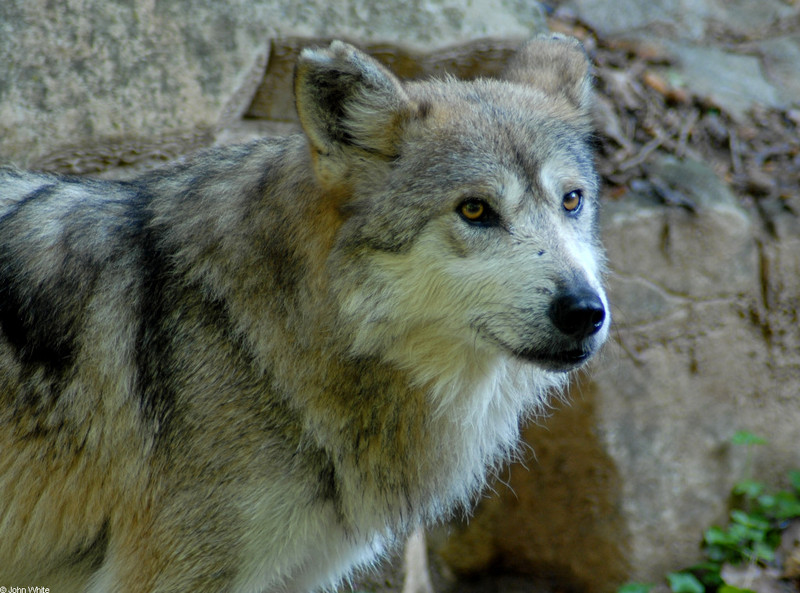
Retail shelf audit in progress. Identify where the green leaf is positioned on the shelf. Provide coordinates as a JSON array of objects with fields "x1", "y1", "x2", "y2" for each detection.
[
  {"x1": 704, "y1": 525, "x2": 736, "y2": 546},
  {"x1": 730, "y1": 509, "x2": 770, "y2": 532},
  {"x1": 768, "y1": 491, "x2": 800, "y2": 520},
  {"x1": 731, "y1": 431, "x2": 767, "y2": 446},
  {"x1": 719, "y1": 586, "x2": 756, "y2": 593},
  {"x1": 751, "y1": 540, "x2": 776, "y2": 563},
  {"x1": 705, "y1": 526, "x2": 736, "y2": 546},
  {"x1": 725, "y1": 522, "x2": 749, "y2": 543},
  {"x1": 688, "y1": 562, "x2": 724, "y2": 588},
  {"x1": 704, "y1": 544, "x2": 734, "y2": 563},
  {"x1": 757, "y1": 493, "x2": 777, "y2": 511},
  {"x1": 789, "y1": 470, "x2": 800, "y2": 492},
  {"x1": 732, "y1": 479, "x2": 764, "y2": 499},
  {"x1": 667, "y1": 572, "x2": 705, "y2": 593},
  {"x1": 617, "y1": 584, "x2": 654, "y2": 593}
]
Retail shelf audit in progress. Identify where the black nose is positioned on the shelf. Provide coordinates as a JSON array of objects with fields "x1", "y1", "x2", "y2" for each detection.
[{"x1": 549, "y1": 288, "x2": 606, "y2": 339}]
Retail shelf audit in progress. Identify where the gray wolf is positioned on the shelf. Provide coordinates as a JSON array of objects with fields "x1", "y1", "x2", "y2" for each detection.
[{"x1": 0, "y1": 34, "x2": 608, "y2": 592}]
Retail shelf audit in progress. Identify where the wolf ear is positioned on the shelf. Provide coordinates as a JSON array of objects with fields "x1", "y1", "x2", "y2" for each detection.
[
  {"x1": 503, "y1": 34, "x2": 593, "y2": 113},
  {"x1": 294, "y1": 41, "x2": 414, "y2": 165}
]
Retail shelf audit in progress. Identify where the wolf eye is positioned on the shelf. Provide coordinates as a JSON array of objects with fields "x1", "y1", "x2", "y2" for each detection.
[
  {"x1": 562, "y1": 190, "x2": 583, "y2": 213},
  {"x1": 461, "y1": 200, "x2": 485, "y2": 220},
  {"x1": 458, "y1": 199, "x2": 498, "y2": 226}
]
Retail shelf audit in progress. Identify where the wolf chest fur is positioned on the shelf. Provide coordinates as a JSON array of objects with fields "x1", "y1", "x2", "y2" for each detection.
[{"x1": 0, "y1": 35, "x2": 608, "y2": 592}]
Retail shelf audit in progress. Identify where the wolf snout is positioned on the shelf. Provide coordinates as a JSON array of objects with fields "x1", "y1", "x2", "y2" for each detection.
[{"x1": 548, "y1": 287, "x2": 606, "y2": 339}]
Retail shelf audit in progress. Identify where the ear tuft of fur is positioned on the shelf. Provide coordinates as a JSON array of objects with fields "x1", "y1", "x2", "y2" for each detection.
[
  {"x1": 503, "y1": 33, "x2": 593, "y2": 113},
  {"x1": 294, "y1": 41, "x2": 413, "y2": 160}
]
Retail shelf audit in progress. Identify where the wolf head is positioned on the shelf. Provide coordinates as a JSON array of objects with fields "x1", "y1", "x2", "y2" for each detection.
[{"x1": 294, "y1": 36, "x2": 608, "y2": 382}]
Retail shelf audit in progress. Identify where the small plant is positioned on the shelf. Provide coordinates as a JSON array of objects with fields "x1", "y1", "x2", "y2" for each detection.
[
  {"x1": 616, "y1": 432, "x2": 800, "y2": 593},
  {"x1": 617, "y1": 584, "x2": 655, "y2": 593}
]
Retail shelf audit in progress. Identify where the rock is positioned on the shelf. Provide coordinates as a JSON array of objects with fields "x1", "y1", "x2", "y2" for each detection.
[
  {"x1": 720, "y1": 564, "x2": 785, "y2": 593},
  {"x1": 564, "y1": 0, "x2": 800, "y2": 42},
  {"x1": 755, "y1": 35, "x2": 800, "y2": 120},
  {"x1": 0, "y1": 0, "x2": 546, "y2": 173},
  {"x1": 0, "y1": 0, "x2": 270, "y2": 172},
  {"x1": 0, "y1": 1, "x2": 249, "y2": 169},
  {"x1": 664, "y1": 43, "x2": 781, "y2": 121},
  {"x1": 272, "y1": 0, "x2": 547, "y2": 45},
  {"x1": 778, "y1": 519, "x2": 800, "y2": 579},
  {"x1": 563, "y1": 0, "x2": 800, "y2": 119},
  {"x1": 563, "y1": 0, "x2": 694, "y2": 39}
]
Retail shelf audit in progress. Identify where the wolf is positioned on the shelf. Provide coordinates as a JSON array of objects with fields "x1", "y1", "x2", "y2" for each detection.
[{"x1": 0, "y1": 34, "x2": 608, "y2": 592}]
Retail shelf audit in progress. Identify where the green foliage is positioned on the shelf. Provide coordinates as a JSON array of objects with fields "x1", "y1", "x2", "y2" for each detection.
[
  {"x1": 666, "y1": 572, "x2": 704, "y2": 593},
  {"x1": 617, "y1": 584, "x2": 654, "y2": 593},
  {"x1": 730, "y1": 431, "x2": 767, "y2": 446},
  {"x1": 616, "y1": 433, "x2": 800, "y2": 593},
  {"x1": 790, "y1": 470, "x2": 800, "y2": 492},
  {"x1": 731, "y1": 479, "x2": 763, "y2": 499}
]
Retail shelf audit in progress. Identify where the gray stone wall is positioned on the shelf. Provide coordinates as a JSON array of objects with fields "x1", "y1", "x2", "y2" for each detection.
[{"x1": 0, "y1": 0, "x2": 545, "y2": 172}]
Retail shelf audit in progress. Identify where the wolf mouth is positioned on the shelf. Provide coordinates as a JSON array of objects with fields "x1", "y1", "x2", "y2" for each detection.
[
  {"x1": 479, "y1": 329, "x2": 595, "y2": 371},
  {"x1": 517, "y1": 346, "x2": 593, "y2": 371},
  {"x1": 477, "y1": 325, "x2": 596, "y2": 372},
  {"x1": 510, "y1": 345, "x2": 594, "y2": 372}
]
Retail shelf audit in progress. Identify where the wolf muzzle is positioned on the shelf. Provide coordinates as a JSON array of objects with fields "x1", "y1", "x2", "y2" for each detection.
[
  {"x1": 548, "y1": 286, "x2": 606, "y2": 340},
  {"x1": 513, "y1": 284, "x2": 607, "y2": 372},
  {"x1": 525, "y1": 284, "x2": 607, "y2": 371}
]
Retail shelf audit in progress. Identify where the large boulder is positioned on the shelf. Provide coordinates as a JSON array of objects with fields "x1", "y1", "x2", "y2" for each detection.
[{"x1": 0, "y1": 0, "x2": 545, "y2": 173}]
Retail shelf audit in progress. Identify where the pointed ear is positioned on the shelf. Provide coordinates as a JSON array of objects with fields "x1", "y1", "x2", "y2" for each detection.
[
  {"x1": 503, "y1": 33, "x2": 593, "y2": 113},
  {"x1": 294, "y1": 41, "x2": 415, "y2": 161}
]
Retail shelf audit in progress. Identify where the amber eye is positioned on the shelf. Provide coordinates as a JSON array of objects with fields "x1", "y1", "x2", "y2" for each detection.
[
  {"x1": 458, "y1": 199, "x2": 500, "y2": 227},
  {"x1": 458, "y1": 199, "x2": 500, "y2": 226},
  {"x1": 460, "y1": 200, "x2": 486, "y2": 221},
  {"x1": 563, "y1": 190, "x2": 583, "y2": 213}
]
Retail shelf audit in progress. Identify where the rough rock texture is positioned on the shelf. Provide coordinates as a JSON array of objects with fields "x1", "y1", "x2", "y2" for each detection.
[
  {"x1": 563, "y1": 0, "x2": 800, "y2": 40},
  {"x1": 0, "y1": 0, "x2": 545, "y2": 173},
  {"x1": 596, "y1": 186, "x2": 800, "y2": 582},
  {"x1": 561, "y1": 0, "x2": 800, "y2": 120},
  {"x1": 0, "y1": 0, "x2": 267, "y2": 171}
]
